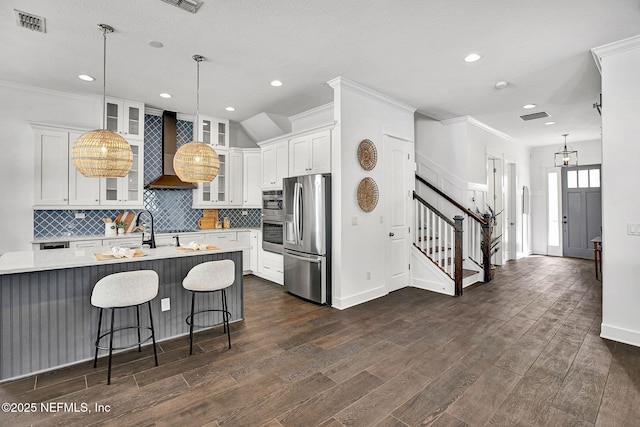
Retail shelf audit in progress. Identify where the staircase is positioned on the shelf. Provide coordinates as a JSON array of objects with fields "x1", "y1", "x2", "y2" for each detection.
[{"x1": 412, "y1": 174, "x2": 493, "y2": 296}]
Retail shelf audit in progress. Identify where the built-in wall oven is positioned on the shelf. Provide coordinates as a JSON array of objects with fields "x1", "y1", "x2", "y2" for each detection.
[{"x1": 262, "y1": 190, "x2": 284, "y2": 253}]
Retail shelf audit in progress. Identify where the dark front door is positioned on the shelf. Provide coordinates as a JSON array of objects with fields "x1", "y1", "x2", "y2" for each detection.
[{"x1": 561, "y1": 165, "x2": 602, "y2": 259}]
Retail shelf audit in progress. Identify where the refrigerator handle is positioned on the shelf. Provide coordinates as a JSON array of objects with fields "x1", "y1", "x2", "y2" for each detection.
[
  {"x1": 286, "y1": 252, "x2": 321, "y2": 263},
  {"x1": 293, "y1": 182, "x2": 300, "y2": 244},
  {"x1": 298, "y1": 184, "x2": 303, "y2": 241}
]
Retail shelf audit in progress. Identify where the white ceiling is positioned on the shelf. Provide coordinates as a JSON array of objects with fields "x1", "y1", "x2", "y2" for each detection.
[{"x1": 2, "y1": 0, "x2": 639, "y2": 147}]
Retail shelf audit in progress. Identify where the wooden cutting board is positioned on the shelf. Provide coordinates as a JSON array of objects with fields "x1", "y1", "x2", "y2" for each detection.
[
  {"x1": 93, "y1": 249, "x2": 146, "y2": 261},
  {"x1": 176, "y1": 245, "x2": 219, "y2": 252},
  {"x1": 203, "y1": 209, "x2": 218, "y2": 219},
  {"x1": 114, "y1": 211, "x2": 136, "y2": 233},
  {"x1": 198, "y1": 217, "x2": 217, "y2": 229}
]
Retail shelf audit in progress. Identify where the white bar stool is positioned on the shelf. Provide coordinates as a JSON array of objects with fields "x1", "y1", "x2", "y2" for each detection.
[
  {"x1": 182, "y1": 260, "x2": 235, "y2": 355},
  {"x1": 91, "y1": 270, "x2": 159, "y2": 384}
]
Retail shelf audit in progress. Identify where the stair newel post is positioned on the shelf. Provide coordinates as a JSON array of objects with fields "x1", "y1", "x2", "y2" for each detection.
[
  {"x1": 482, "y1": 213, "x2": 492, "y2": 282},
  {"x1": 454, "y1": 215, "x2": 464, "y2": 296}
]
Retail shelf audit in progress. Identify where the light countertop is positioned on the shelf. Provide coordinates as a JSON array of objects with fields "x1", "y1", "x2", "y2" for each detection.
[
  {"x1": 0, "y1": 242, "x2": 250, "y2": 275},
  {"x1": 32, "y1": 227, "x2": 260, "y2": 244}
]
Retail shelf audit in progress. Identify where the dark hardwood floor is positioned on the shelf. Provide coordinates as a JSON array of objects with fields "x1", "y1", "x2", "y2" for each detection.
[{"x1": 2, "y1": 255, "x2": 639, "y2": 426}]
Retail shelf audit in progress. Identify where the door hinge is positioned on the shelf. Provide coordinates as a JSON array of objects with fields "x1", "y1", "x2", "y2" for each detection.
[
  {"x1": 408, "y1": 263, "x2": 411, "y2": 270},
  {"x1": 408, "y1": 226, "x2": 410, "y2": 233}
]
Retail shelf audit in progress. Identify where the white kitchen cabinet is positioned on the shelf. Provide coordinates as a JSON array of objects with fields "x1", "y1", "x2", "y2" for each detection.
[
  {"x1": 34, "y1": 126, "x2": 100, "y2": 208},
  {"x1": 243, "y1": 150, "x2": 261, "y2": 207},
  {"x1": 237, "y1": 231, "x2": 251, "y2": 273},
  {"x1": 258, "y1": 249, "x2": 284, "y2": 285},
  {"x1": 199, "y1": 115, "x2": 229, "y2": 148},
  {"x1": 204, "y1": 231, "x2": 237, "y2": 246},
  {"x1": 105, "y1": 97, "x2": 144, "y2": 141},
  {"x1": 34, "y1": 128, "x2": 71, "y2": 206},
  {"x1": 100, "y1": 139, "x2": 144, "y2": 208},
  {"x1": 261, "y1": 139, "x2": 288, "y2": 189},
  {"x1": 250, "y1": 230, "x2": 260, "y2": 273},
  {"x1": 193, "y1": 149, "x2": 229, "y2": 207},
  {"x1": 105, "y1": 237, "x2": 142, "y2": 248},
  {"x1": 68, "y1": 131, "x2": 101, "y2": 206},
  {"x1": 289, "y1": 129, "x2": 331, "y2": 176},
  {"x1": 228, "y1": 149, "x2": 243, "y2": 207},
  {"x1": 69, "y1": 240, "x2": 103, "y2": 249}
]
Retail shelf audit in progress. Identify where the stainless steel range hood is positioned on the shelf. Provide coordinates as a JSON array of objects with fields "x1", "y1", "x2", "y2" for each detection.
[{"x1": 145, "y1": 111, "x2": 197, "y2": 189}]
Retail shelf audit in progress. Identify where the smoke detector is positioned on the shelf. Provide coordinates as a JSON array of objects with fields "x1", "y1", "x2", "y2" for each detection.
[{"x1": 14, "y1": 9, "x2": 46, "y2": 33}]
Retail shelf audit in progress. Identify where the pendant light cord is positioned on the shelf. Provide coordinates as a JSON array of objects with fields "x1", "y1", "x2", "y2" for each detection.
[
  {"x1": 193, "y1": 55, "x2": 204, "y2": 141},
  {"x1": 97, "y1": 24, "x2": 114, "y2": 130},
  {"x1": 102, "y1": 27, "x2": 107, "y2": 129}
]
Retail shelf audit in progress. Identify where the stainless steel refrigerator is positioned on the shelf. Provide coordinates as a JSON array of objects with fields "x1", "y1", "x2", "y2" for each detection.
[{"x1": 283, "y1": 173, "x2": 331, "y2": 304}]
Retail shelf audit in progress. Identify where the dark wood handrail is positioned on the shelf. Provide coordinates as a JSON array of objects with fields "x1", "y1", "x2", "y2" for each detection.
[
  {"x1": 413, "y1": 192, "x2": 455, "y2": 227},
  {"x1": 415, "y1": 174, "x2": 487, "y2": 225}
]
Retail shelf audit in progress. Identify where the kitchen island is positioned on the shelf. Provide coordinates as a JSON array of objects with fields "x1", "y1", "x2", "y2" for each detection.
[{"x1": 0, "y1": 243, "x2": 247, "y2": 381}]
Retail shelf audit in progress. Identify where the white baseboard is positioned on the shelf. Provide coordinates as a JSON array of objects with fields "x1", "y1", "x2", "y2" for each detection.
[
  {"x1": 331, "y1": 286, "x2": 388, "y2": 310},
  {"x1": 601, "y1": 323, "x2": 640, "y2": 347},
  {"x1": 411, "y1": 278, "x2": 454, "y2": 296}
]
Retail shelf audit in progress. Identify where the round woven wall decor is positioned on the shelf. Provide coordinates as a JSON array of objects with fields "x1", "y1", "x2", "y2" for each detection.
[
  {"x1": 357, "y1": 139, "x2": 377, "y2": 171},
  {"x1": 357, "y1": 177, "x2": 379, "y2": 212}
]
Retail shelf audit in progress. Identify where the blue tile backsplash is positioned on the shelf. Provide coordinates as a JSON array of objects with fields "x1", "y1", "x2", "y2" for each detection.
[{"x1": 34, "y1": 114, "x2": 261, "y2": 238}]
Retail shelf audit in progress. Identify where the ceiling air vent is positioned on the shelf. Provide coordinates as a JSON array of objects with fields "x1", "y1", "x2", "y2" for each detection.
[
  {"x1": 14, "y1": 10, "x2": 46, "y2": 33},
  {"x1": 159, "y1": 0, "x2": 201, "y2": 13},
  {"x1": 519, "y1": 111, "x2": 550, "y2": 121}
]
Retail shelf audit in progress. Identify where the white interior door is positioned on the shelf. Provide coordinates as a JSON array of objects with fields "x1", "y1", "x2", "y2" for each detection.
[
  {"x1": 384, "y1": 135, "x2": 413, "y2": 292},
  {"x1": 487, "y1": 157, "x2": 504, "y2": 265},
  {"x1": 504, "y1": 162, "x2": 517, "y2": 261}
]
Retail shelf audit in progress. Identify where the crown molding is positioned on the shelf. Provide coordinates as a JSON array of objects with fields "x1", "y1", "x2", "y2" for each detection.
[
  {"x1": 256, "y1": 121, "x2": 336, "y2": 147},
  {"x1": 441, "y1": 115, "x2": 514, "y2": 142},
  {"x1": 145, "y1": 107, "x2": 195, "y2": 122},
  {"x1": 28, "y1": 121, "x2": 91, "y2": 133},
  {"x1": 327, "y1": 76, "x2": 416, "y2": 114},
  {"x1": 0, "y1": 80, "x2": 99, "y2": 103},
  {"x1": 592, "y1": 34, "x2": 640, "y2": 74},
  {"x1": 289, "y1": 102, "x2": 334, "y2": 122}
]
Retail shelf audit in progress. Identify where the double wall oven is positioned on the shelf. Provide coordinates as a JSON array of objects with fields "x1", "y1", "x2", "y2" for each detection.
[{"x1": 262, "y1": 190, "x2": 283, "y2": 253}]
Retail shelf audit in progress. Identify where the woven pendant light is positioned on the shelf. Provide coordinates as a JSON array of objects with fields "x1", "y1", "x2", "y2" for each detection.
[
  {"x1": 174, "y1": 55, "x2": 219, "y2": 183},
  {"x1": 72, "y1": 24, "x2": 132, "y2": 178}
]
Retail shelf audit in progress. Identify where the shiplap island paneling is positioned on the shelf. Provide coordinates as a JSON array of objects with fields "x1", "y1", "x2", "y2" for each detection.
[{"x1": 0, "y1": 244, "x2": 246, "y2": 381}]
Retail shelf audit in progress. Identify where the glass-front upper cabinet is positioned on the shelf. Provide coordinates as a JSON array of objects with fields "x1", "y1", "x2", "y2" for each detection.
[
  {"x1": 193, "y1": 149, "x2": 228, "y2": 207},
  {"x1": 104, "y1": 97, "x2": 144, "y2": 141},
  {"x1": 198, "y1": 115, "x2": 229, "y2": 148},
  {"x1": 100, "y1": 140, "x2": 143, "y2": 208}
]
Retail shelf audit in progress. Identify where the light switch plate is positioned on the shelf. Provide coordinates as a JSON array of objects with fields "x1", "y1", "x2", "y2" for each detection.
[
  {"x1": 74, "y1": 212, "x2": 85, "y2": 219},
  {"x1": 161, "y1": 298, "x2": 170, "y2": 311},
  {"x1": 352, "y1": 216, "x2": 358, "y2": 225},
  {"x1": 628, "y1": 223, "x2": 640, "y2": 236}
]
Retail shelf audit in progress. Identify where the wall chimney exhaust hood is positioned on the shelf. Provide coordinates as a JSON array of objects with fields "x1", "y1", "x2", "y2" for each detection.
[{"x1": 145, "y1": 111, "x2": 197, "y2": 189}]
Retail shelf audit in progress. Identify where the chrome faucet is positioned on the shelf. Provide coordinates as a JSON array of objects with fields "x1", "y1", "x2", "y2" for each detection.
[
  {"x1": 136, "y1": 210, "x2": 156, "y2": 249},
  {"x1": 173, "y1": 234, "x2": 180, "y2": 247}
]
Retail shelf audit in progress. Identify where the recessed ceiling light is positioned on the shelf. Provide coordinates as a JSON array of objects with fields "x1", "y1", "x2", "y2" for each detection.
[
  {"x1": 160, "y1": 93, "x2": 172, "y2": 98},
  {"x1": 545, "y1": 121, "x2": 556, "y2": 125},
  {"x1": 495, "y1": 81, "x2": 508, "y2": 89},
  {"x1": 270, "y1": 80, "x2": 283, "y2": 87},
  {"x1": 225, "y1": 106, "x2": 235, "y2": 112},
  {"x1": 523, "y1": 104, "x2": 537, "y2": 109},
  {"x1": 148, "y1": 40, "x2": 163, "y2": 48},
  {"x1": 78, "y1": 74, "x2": 95, "y2": 82},
  {"x1": 464, "y1": 53, "x2": 481, "y2": 63}
]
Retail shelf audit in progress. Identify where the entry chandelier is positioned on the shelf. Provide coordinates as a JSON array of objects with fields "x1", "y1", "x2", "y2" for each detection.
[
  {"x1": 72, "y1": 24, "x2": 133, "y2": 177},
  {"x1": 554, "y1": 133, "x2": 578, "y2": 167},
  {"x1": 173, "y1": 55, "x2": 219, "y2": 182}
]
